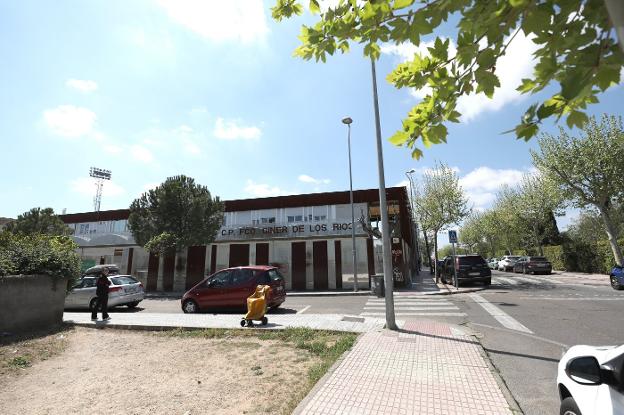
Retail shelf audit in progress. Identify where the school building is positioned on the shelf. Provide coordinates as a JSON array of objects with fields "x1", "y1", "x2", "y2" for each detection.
[{"x1": 59, "y1": 186, "x2": 418, "y2": 292}]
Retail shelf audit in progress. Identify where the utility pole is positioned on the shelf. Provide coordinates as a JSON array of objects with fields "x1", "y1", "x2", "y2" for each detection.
[{"x1": 370, "y1": 57, "x2": 397, "y2": 330}]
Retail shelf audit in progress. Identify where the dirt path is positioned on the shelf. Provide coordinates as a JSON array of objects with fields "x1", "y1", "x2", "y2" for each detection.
[{"x1": 0, "y1": 327, "x2": 319, "y2": 414}]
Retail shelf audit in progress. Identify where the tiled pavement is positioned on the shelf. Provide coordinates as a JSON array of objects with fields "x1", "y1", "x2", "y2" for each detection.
[{"x1": 295, "y1": 320, "x2": 514, "y2": 415}]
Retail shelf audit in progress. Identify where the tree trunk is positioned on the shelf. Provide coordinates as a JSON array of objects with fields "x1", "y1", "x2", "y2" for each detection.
[
  {"x1": 605, "y1": 0, "x2": 624, "y2": 53},
  {"x1": 533, "y1": 224, "x2": 544, "y2": 256},
  {"x1": 422, "y1": 228, "x2": 431, "y2": 268},
  {"x1": 598, "y1": 205, "x2": 624, "y2": 266}
]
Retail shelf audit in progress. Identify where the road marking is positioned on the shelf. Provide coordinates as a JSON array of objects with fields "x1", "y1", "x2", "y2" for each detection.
[
  {"x1": 361, "y1": 312, "x2": 466, "y2": 317},
  {"x1": 494, "y1": 277, "x2": 516, "y2": 285},
  {"x1": 470, "y1": 323, "x2": 569, "y2": 348},
  {"x1": 363, "y1": 306, "x2": 459, "y2": 311},
  {"x1": 469, "y1": 293, "x2": 533, "y2": 334},
  {"x1": 297, "y1": 305, "x2": 311, "y2": 314},
  {"x1": 527, "y1": 275, "x2": 563, "y2": 284},
  {"x1": 366, "y1": 300, "x2": 453, "y2": 306},
  {"x1": 519, "y1": 297, "x2": 624, "y2": 301}
]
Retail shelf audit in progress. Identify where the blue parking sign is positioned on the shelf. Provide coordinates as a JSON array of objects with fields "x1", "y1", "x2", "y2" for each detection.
[{"x1": 448, "y1": 230, "x2": 458, "y2": 243}]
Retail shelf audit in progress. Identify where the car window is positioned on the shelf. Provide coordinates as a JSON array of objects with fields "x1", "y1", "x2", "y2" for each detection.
[
  {"x1": 256, "y1": 272, "x2": 271, "y2": 285},
  {"x1": 110, "y1": 276, "x2": 139, "y2": 285},
  {"x1": 458, "y1": 256, "x2": 487, "y2": 265},
  {"x1": 82, "y1": 278, "x2": 97, "y2": 288},
  {"x1": 210, "y1": 271, "x2": 232, "y2": 287},
  {"x1": 267, "y1": 269, "x2": 284, "y2": 282},
  {"x1": 231, "y1": 269, "x2": 254, "y2": 286},
  {"x1": 530, "y1": 257, "x2": 547, "y2": 261}
]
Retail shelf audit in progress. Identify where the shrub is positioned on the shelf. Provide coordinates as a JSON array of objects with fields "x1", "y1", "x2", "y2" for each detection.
[
  {"x1": 0, "y1": 232, "x2": 80, "y2": 282},
  {"x1": 543, "y1": 245, "x2": 565, "y2": 270}
]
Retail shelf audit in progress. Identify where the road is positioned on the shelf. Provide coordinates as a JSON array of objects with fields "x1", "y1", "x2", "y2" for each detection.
[{"x1": 97, "y1": 270, "x2": 623, "y2": 414}]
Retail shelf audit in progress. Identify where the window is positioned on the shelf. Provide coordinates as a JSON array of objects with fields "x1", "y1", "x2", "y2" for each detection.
[
  {"x1": 268, "y1": 269, "x2": 284, "y2": 282},
  {"x1": 110, "y1": 276, "x2": 139, "y2": 285},
  {"x1": 287, "y1": 216, "x2": 295, "y2": 223},
  {"x1": 208, "y1": 271, "x2": 231, "y2": 287},
  {"x1": 295, "y1": 215, "x2": 303, "y2": 222},
  {"x1": 82, "y1": 278, "x2": 97, "y2": 288},
  {"x1": 231, "y1": 269, "x2": 254, "y2": 286},
  {"x1": 256, "y1": 272, "x2": 271, "y2": 285},
  {"x1": 314, "y1": 215, "x2": 327, "y2": 221},
  {"x1": 261, "y1": 217, "x2": 276, "y2": 224}
]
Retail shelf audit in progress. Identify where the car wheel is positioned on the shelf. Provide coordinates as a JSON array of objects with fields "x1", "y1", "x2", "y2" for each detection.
[
  {"x1": 127, "y1": 302, "x2": 140, "y2": 309},
  {"x1": 182, "y1": 299, "x2": 199, "y2": 313},
  {"x1": 611, "y1": 275, "x2": 623, "y2": 290},
  {"x1": 560, "y1": 396, "x2": 581, "y2": 415}
]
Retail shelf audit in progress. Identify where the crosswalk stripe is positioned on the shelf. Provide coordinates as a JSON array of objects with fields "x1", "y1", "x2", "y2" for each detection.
[
  {"x1": 361, "y1": 312, "x2": 466, "y2": 317},
  {"x1": 526, "y1": 275, "x2": 563, "y2": 284},
  {"x1": 469, "y1": 293, "x2": 532, "y2": 333},
  {"x1": 514, "y1": 276, "x2": 545, "y2": 284},
  {"x1": 363, "y1": 306, "x2": 459, "y2": 311},
  {"x1": 366, "y1": 300, "x2": 453, "y2": 305},
  {"x1": 494, "y1": 277, "x2": 515, "y2": 285}
]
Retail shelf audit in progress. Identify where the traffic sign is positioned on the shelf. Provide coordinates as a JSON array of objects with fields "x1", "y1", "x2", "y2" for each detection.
[{"x1": 448, "y1": 230, "x2": 458, "y2": 244}]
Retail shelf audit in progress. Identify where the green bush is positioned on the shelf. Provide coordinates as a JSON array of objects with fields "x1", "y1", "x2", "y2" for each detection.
[
  {"x1": 0, "y1": 232, "x2": 80, "y2": 282},
  {"x1": 596, "y1": 239, "x2": 624, "y2": 274},
  {"x1": 543, "y1": 245, "x2": 565, "y2": 270},
  {"x1": 541, "y1": 239, "x2": 623, "y2": 274}
]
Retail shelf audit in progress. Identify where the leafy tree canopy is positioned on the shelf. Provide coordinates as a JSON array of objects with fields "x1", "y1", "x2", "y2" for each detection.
[
  {"x1": 272, "y1": 0, "x2": 623, "y2": 158},
  {"x1": 4, "y1": 207, "x2": 72, "y2": 236},
  {"x1": 128, "y1": 175, "x2": 224, "y2": 254}
]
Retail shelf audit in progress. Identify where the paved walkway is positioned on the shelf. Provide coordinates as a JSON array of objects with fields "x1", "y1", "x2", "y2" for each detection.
[{"x1": 295, "y1": 320, "x2": 513, "y2": 415}]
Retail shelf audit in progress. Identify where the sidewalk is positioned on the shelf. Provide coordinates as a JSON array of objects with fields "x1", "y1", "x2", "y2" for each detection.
[
  {"x1": 63, "y1": 311, "x2": 516, "y2": 414},
  {"x1": 295, "y1": 320, "x2": 515, "y2": 415}
]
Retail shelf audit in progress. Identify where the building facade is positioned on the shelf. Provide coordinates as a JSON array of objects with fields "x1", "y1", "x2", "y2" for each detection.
[{"x1": 59, "y1": 187, "x2": 417, "y2": 292}]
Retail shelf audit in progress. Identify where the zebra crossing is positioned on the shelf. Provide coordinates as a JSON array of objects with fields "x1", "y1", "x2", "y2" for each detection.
[
  {"x1": 360, "y1": 294, "x2": 466, "y2": 318},
  {"x1": 492, "y1": 274, "x2": 563, "y2": 286}
]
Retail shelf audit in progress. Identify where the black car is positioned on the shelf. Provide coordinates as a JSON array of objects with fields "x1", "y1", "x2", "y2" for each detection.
[
  {"x1": 513, "y1": 256, "x2": 552, "y2": 275},
  {"x1": 441, "y1": 255, "x2": 491, "y2": 286}
]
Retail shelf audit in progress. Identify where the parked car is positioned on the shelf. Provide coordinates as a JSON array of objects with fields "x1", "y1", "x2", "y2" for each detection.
[
  {"x1": 513, "y1": 256, "x2": 552, "y2": 275},
  {"x1": 498, "y1": 256, "x2": 521, "y2": 272},
  {"x1": 488, "y1": 258, "x2": 499, "y2": 270},
  {"x1": 64, "y1": 274, "x2": 145, "y2": 310},
  {"x1": 181, "y1": 265, "x2": 286, "y2": 313},
  {"x1": 610, "y1": 266, "x2": 624, "y2": 290},
  {"x1": 440, "y1": 255, "x2": 491, "y2": 286},
  {"x1": 557, "y1": 344, "x2": 624, "y2": 415}
]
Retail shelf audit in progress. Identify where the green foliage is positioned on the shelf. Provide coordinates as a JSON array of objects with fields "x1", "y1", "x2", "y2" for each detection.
[
  {"x1": 4, "y1": 207, "x2": 72, "y2": 236},
  {"x1": 542, "y1": 245, "x2": 564, "y2": 270},
  {"x1": 128, "y1": 175, "x2": 224, "y2": 254},
  {"x1": 0, "y1": 233, "x2": 80, "y2": 281},
  {"x1": 542, "y1": 238, "x2": 624, "y2": 274},
  {"x1": 532, "y1": 115, "x2": 624, "y2": 265},
  {"x1": 272, "y1": 0, "x2": 624, "y2": 158}
]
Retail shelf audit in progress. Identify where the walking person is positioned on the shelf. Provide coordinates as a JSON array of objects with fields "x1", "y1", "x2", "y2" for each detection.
[{"x1": 91, "y1": 267, "x2": 111, "y2": 321}]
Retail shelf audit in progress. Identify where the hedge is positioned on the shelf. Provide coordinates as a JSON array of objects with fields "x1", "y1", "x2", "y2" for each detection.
[
  {"x1": 541, "y1": 239, "x2": 624, "y2": 274},
  {"x1": 0, "y1": 232, "x2": 80, "y2": 282}
]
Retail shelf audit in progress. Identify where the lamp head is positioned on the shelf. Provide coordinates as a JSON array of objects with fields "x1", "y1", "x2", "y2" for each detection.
[
  {"x1": 341, "y1": 117, "x2": 353, "y2": 125},
  {"x1": 406, "y1": 168, "x2": 416, "y2": 175}
]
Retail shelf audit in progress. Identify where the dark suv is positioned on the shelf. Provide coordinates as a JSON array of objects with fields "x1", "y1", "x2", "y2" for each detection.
[{"x1": 441, "y1": 255, "x2": 491, "y2": 287}]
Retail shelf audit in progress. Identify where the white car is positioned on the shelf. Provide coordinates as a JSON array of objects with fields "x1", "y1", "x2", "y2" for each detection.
[
  {"x1": 557, "y1": 344, "x2": 624, "y2": 415},
  {"x1": 497, "y1": 255, "x2": 521, "y2": 272},
  {"x1": 65, "y1": 274, "x2": 145, "y2": 310}
]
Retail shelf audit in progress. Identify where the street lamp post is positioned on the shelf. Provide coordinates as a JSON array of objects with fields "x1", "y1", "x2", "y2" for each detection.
[
  {"x1": 370, "y1": 57, "x2": 397, "y2": 330},
  {"x1": 342, "y1": 116, "x2": 358, "y2": 292},
  {"x1": 405, "y1": 169, "x2": 421, "y2": 277}
]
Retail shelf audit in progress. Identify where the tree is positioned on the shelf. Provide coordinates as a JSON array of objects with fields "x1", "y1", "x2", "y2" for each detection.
[
  {"x1": 272, "y1": 0, "x2": 624, "y2": 158},
  {"x1": 459, "y1": 211, "x2": 486, "y2": 253},
  {"x1": 413, "y1": 162, "x2": 470, "y2": 276},
  {"x1": 4, "y1": 207, "x2": 72, "y2": 236},
  {"x1": 531, "y1": 115, "x2": 624, "y2": 266},
  {"x1": 128, "y1": 176, "x2": 224, "y2": 254},
  {"x1": 568, "y1": 207, "x2": 624, "y2": 245}
]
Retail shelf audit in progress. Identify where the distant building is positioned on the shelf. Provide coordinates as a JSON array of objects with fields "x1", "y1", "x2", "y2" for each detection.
[{"x1": 59, "y1": 187, "x2": 417, "y2": 292}]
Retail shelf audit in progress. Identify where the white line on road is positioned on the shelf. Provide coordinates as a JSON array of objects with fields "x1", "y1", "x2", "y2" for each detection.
[
  {"x1": 366, "y1": 301, "x2": 454, "y2": 306},
  {"x1": 469, "y1": 293, "x2": 533, "y2": 334},
  {"x1": 363, "y1": 306, "x2": 459, "y2": 311},
  {"x1": 297, "y1": 306, "x2": 311, "y2": 314},
  {"x1": 519, "y1": 297, "x2": 624, "y2": 301},
  {"x1": 361, "y1": 312, "x2": 466, "y2": 317},
  {"x1": 494, "y1": 277, "x2": 515, "y2": 285}
]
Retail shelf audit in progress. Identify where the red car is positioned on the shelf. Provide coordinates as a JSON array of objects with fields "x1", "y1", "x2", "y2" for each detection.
[{"x1": 181, "y1": 266, "x2": 286, "y2": 313}]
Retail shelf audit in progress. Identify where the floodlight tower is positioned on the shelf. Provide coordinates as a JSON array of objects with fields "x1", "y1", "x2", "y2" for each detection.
[{"x1": 89, "y1": 167, "x2": 111, "y2": 212}]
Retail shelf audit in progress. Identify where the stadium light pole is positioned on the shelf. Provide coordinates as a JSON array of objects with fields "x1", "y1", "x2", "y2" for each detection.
[
  {"x1": 370, "y1": 57, "x2": 397, "y2": 330},
  {"x1": 342, "y1": 116, "x2": 359, "y2": 292},
  {"x1": 89, "y1": 167, "x2": 111, "y2": 212}
]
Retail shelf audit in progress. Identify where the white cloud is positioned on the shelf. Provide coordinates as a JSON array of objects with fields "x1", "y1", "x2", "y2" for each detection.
[
  {"x1": 381, "y1": 32, "x2": 538, "y2": 121},
  {"x1": 70, "y1": 177, "x2": 125, "y2": 198},
  {"x1": 103, "y1": 144, "x2": 123, "y2": 154},
  {"x1": 43, "y1": 105, "x2": 96, "y2": 138},
  {"x1": 157, "y1": 0, "x2": 269, "y2": 43},
  {"x1": 298, "y1": 174, "x2": 330, "y2": 185},
  {"x1": 459, "y1": 166, "x2": 530, "y2": 209},
  {"x1": 130, "y1": 145, "x2": 154, "y2": 163},
  {"x1": 66, "y1": 79, "x2": 98, "y2": 93},
  {"x1": 214, "y1": 117, "x2": 261, "y2": 140},
  {"x1": 244, "y1": 180, "x2": 293, "y2": 198}
]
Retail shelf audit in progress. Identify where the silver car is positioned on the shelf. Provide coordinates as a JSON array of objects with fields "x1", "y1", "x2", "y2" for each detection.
[{"x1": 64, "y1": 274, "x2": 145, "y2": 310}]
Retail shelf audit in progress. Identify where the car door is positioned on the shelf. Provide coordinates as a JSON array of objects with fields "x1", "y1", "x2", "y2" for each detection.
[
  {"x1": 196, "y1": 270, "x2": 232, "y2": 309},
  {"x1": 69, "y1": 277, "x2": 97, "y2": 309},
  {"x1": 226, "y1": 268, "x2": 256, "y2": 308}
]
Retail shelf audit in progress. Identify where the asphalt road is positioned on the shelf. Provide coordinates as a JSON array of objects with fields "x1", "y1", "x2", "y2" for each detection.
[{"x1": 90, "y1": 270, "x2": 623, "y2": 414}]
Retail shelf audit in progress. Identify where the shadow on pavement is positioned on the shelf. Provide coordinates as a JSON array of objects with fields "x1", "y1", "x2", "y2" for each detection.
[{"x1": 484, "y1": 347, "x2": 560, "y2": 363}]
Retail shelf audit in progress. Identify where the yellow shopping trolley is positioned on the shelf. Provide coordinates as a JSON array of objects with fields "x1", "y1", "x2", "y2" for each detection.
[{"x1": 240, "y1": 285, "x2": 272, "y2": 327}]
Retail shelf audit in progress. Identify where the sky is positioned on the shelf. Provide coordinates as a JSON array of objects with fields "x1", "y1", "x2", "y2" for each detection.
[{"x1": 1, "y1": 0, "x2": 623, "y2": 244}]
